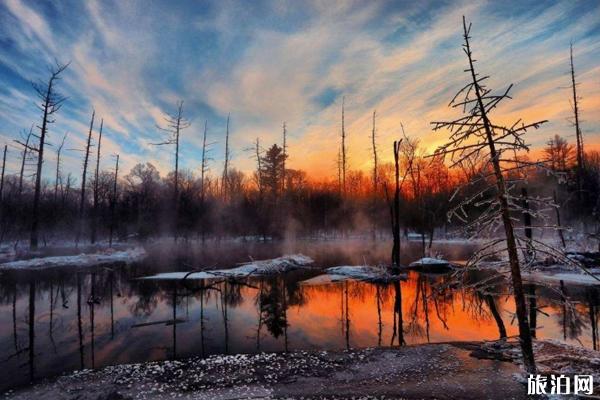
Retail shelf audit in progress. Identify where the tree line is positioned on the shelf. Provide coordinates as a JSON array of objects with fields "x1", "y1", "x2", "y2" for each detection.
[{"x1": 0, "y1": 36, "x2": 597, "y2": 257}]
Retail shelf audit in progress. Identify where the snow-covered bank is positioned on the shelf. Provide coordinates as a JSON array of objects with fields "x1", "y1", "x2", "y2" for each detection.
[
  {"x1": 138, "y1": 254, "x2": 314, "y2": 280},
  {"x1": 3, "y1": 343, "x2": 528, "y2": 400},
  {"x1": 476, "y1": 339, "x2": 600, "y2": 389},
  {"x1": 523, "y1": 270, "x2": 600, "y2": 286},
  {"x1": 0, "y1": 247, "x2": 147, "y2": 270}
]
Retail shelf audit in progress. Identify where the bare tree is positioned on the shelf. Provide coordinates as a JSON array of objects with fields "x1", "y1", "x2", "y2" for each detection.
[
  {"x1": 221, "y1": 113, "x2": 231, "y2": 199},
  {"x1": 109, "y1": 154, "x2": 119, "y2": 247},
  {"x1": 30, "y1": 62, "x2": 69, "y2": 249},
  {"x1": 570, "y1": 44, "x2": 584, "y2": 198},
  {"x1": 152, "y1": 101, "x2": 190, "y2": 238},
  {"x1": 77, "y1": 110, "x2": 95, "y2": 245},
  {"x1": 200, "y1": 120, "x2": 210, "y2": 205},
  {"x1": 337, "y1": 147, "x2": 342, "y2": 194},
  {"x1": 199, "y1": 120, "x2": 214, "y2": 243},
  {"x1": 15, "y1": 126, "x2": 33, "y2": 197},
  {"x1": 391, "y1": 140, "x2": 401, "y2": 269},
  {"x1": 370, "y1": 110, "x2": 379, "y2": 240},
  {"x1": 430, "y1": 17, "x2": 549, "y2": 372},
  {"x1": 54, "y1": 133, "x2": 68, "y2": 203},
  {"x1": 253, "y1": 137, "x2": 263, "y2": 195},
  {"x1": 91, "y1": 119, "x2": 103, "y2": 244},
  {"x1": 0, "y1": 144, "x2": 6, "y2": 202},
  {"x1": 341, "y1": 97, "x2": 347, "y2": 195},
  {"x1": 371, "y1": 110, "x2": 378, "y2": 191},
  {"x1": 282, "y1": 122, "x2": 287, "y2": 191}
]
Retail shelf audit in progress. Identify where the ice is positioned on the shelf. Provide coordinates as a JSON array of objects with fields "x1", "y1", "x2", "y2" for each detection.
[{"x1": 0, "y1": 247, "x2": 146, "y2": 270}]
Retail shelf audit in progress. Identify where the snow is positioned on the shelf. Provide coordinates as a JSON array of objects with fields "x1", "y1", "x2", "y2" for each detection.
[
  {"x1": 138, "y1": 254, "x2": 314, "y2": 280},
  {"x1": 324, "y1": 266, "x2": 406, "y2": 282},
  {"x1": 409, "y1": 257, "x2": 450, "y2": 267},
  {"x1": 299, "y1": 274, "x2": 349, "y2": 285},
  {"x1": 0, "y1": 247, "x2": 147, "y2": 270},
  {"x1": 5, "y1": 344, "x2": 527, "y2": 399},
  {"x1": 523, "y1": 271, "x2": 600, "y2": 286}
]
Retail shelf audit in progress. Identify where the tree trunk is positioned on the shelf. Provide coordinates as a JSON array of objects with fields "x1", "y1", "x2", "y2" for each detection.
[
  {"x1": 109, "y1": 154, "x2": 119, "y2": 247},
  {"x1": 521, "y1": 187, "x2": 533, "y2": 262},
  {"x1": 0, "y1": 144, "x2": 6, "y2": 202},
  {"x1": 91, "y1": 119, "x2": 103, "y2": 244},
  {"x1": 31, "y1": 82, "x2": 53, "y2": 250},
  {"x1": 466, "y1": 53, "x2": 535, "y2": 376},
  {"x1": 464, "y1": 20, "x2": 535, "y2": 371},
  {"x1": 553, "y1": 190, "x2": 566, "y2": 248},
  {"x1": 392, "y1": 140, "x2": 401, "y2": 270},
  {"x1": 78, "y1": 111, "x2": 95, "y2": 245}
]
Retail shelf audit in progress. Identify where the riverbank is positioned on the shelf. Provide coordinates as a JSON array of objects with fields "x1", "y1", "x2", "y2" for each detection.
[{"x1": 4, "y1": 342, "x2": 531, "y2": 400}]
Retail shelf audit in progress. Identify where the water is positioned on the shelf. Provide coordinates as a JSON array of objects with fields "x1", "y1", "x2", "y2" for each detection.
[{"x1": 0, "y1": 239, "x2": 598, "y2": 390}]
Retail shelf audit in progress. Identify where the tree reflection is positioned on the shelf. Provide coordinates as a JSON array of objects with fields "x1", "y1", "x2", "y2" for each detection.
[{"x1": 259, "y1": 277, "x2": 288, "y2": 340}]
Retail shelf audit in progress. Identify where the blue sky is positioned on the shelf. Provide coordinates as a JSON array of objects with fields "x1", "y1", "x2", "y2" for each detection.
[{"x1": 0, "y1": 0, "x2": 599, "y2": 181}]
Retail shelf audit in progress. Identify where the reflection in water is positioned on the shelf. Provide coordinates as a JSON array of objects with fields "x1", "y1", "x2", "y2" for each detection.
[
  {"x1": 27, "y1": 281, "x2": 34, "y2": 383},
  {"x1": 0, "y1": 240, "x2": 599, "y2": 390},
  {"x1": 77, "y1": 273, "x2": 84, "y2": 370}
]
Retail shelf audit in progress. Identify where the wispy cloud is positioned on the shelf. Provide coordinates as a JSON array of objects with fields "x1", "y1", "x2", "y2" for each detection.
[{"x1": 0, "y1": 0, "x2": 598, "y2": 181}]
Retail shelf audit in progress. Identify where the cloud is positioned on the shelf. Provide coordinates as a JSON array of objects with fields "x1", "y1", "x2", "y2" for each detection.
[{"x1": 0, "y1": 0, "x2": 598, "y2": 182}]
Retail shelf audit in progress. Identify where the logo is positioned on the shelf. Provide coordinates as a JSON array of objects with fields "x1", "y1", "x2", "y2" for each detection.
[{"x1": 527, "y1": 374, "x2": 593, "y2": 395}]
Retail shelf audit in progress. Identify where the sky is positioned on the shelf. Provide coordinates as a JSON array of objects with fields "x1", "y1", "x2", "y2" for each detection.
[{"x1": 0, "y1": 0, "x2": 599, "y2": 182}]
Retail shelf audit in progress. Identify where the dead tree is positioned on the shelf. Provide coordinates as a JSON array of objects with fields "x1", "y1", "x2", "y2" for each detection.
[
  {"x1": 77, "y1": 110, "x2": 95, "y2": 245},
  {"x1": 254, "y1": 138, "x2": 263, "y2": 194},
  {"x1": 337, "y1": 147, "x2": 342, "y2": 194},
  {"x1": 0, "y1": 144, "x2": 6, "y2": 202},
  {"x1": 370, "y1": 110, "x2": 379, "y2": 239},
  {"x1": 15, "y1": 126, "x2": 33, "y2": 197},
  {"x1": 200, "y1": 120, "x2": 210, "y2": 205},
  {"x1": 341, "y1": 97, "x2": 347, "y2": 195},
  {"x1": 54, "y1": 133, "x2": 68, "y2": 203},
  {"x1": 91, "y1": 119, "x2": 103, "y2": 244},
  {"x1": 385, "y1": 130, "x2": 414, "y2": 268},
  {"x1": 553, "y1": 190, "x2": 566, "y2": 248},
  {"x1": 199, "y1": 120, "x2": 213, "y2": 243},
  {"x1": 0, "y1": 143, "x2": 6, "y2": 242},
  {"x1": 109, "y1": 154, "x2": 119, "y2": 247},
  {"x1": 152, "y1": 101, "x2": 190, "y2": 238},
  {"x1": 30, "y1": 62, "x2": 69, "y2": 249},
  {"x1": 570, "y1": 44, "x2": 584, "y2": 198},
  {"x1": 221, "y1": 113, "x2": 231, "y2": 199},
  {"x1": 430, "y1": 17, "x2": 550, "y2": 373},
  {"x1": 391, "y1": 140, "x2": 402, "y2": 269},
  {"x1": 371, "y1": 110, "x2": 378, "y2": 191},
  {"x1": 282, "y1": 122, "x2": 287, "y2": 191}
]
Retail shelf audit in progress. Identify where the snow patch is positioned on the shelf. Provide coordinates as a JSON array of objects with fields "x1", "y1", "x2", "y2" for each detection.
[
  {"x1": 138, "y1": 254, "x2": 314, "y2": 280},
  {"x1": 409, "y1": 257, "x2": 450, "y2": 266},
  {"x1": 324, "y1": 266, "x2": 406, "y2": 282},
  {"x1": 299, "y1": 274, "x2": 349, "y2": 285},
  {"x1": 523, "y1": 271, "x2": 600, "y2": 286},
  {"x1": 0, "y1": 247, "x2": 147, "y2": 270}
]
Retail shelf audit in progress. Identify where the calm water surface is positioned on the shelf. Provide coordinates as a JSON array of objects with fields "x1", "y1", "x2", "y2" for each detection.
[{"x1": 0, "y1": 239, "x2": 598, "y2": 390}]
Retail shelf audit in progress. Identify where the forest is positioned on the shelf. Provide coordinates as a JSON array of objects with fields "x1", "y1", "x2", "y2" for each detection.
[{"x1": 0, "y1": 46, "x2": 597, "y2": 253}]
